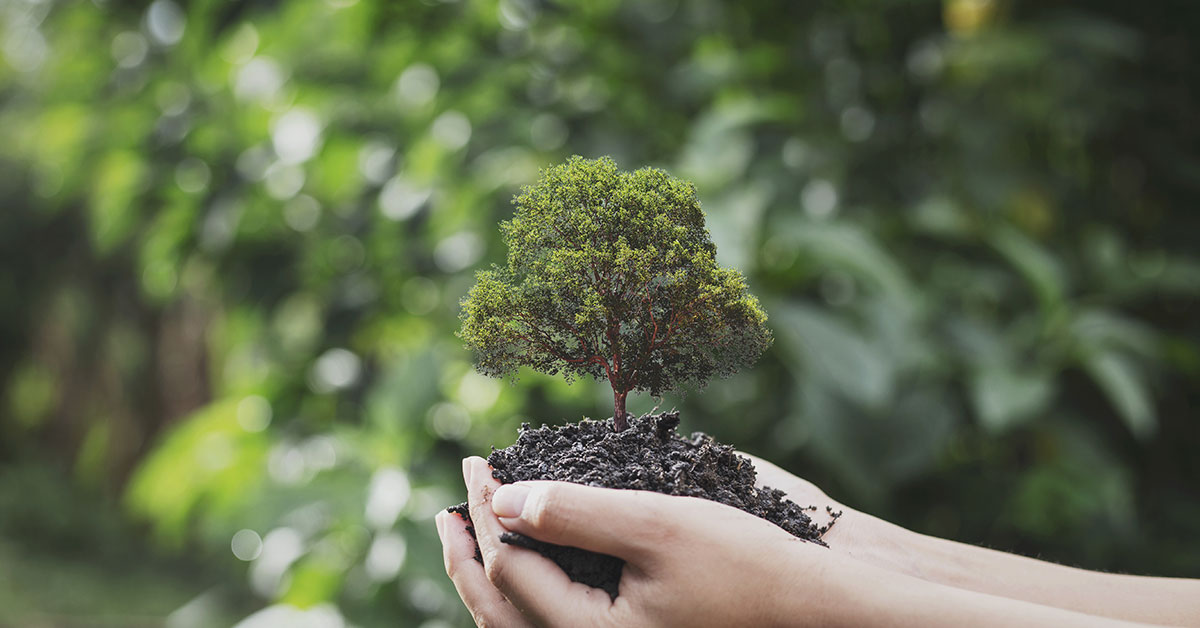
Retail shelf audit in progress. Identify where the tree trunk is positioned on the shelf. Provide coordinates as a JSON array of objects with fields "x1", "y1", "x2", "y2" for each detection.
[{"x1": 613, "y1": 389, "x2": 628, "y2": 431}]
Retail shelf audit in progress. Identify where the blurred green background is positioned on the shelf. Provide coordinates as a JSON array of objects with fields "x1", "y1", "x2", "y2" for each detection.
[{"x1": 2, "y1": 0, "x2": 1198, "y2": 625}]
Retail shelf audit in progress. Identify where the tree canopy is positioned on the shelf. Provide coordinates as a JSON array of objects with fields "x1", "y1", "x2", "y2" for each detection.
[{"x1": 460, "y1": 157, "x2": 771, "y2": 430}]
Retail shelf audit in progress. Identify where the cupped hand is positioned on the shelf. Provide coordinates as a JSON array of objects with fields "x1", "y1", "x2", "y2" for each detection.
[
  {"x1": 739, "y1": 452, "x2": 908, "y2": 568},
  {"x1": 435, "y1": 456, "x2": 837, "y2": 628},
  {"x1": 738, "y1": 453, "x2": 851, "y2": 544},
  {"x1": 436, "y1": 455, "x2": 1191, "y2": 628}
]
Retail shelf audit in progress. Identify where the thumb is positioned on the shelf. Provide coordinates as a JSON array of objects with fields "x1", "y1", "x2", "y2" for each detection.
[{"x1": 490, "y1": 481, "x2": 682, "y2": 561}]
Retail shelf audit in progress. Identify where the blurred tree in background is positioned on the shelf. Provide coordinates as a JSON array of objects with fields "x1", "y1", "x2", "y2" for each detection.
[{"x1": 1, "y1": 0, "x2": 1197, "y2": 626}]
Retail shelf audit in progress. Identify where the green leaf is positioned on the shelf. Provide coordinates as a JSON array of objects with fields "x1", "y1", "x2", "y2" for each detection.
[
  {"x1": 783, "y1": 220, "x2": 918, "y2": 310},
  {"x1": 970, "y1": 366, "x2": 1055, "y2": 432},
  {"x1": 774, "y1": 302, "x2": 894, "y2": 407},
  {"x1": 88, "y1": 150, "x2": 147, "y2": 254},
  {"x1": 124, "y1": 398, "x2": 270, "y2": 545},
  {"x1": 1070, "y1": 308, "x2": 1159, "y2": 358},
  {"x1": 1083, "y1": 350, "x2": 1156, "y2": 438},
  {"x1": 989, "y1": 225, "x2": 1067, "y2": 310}
]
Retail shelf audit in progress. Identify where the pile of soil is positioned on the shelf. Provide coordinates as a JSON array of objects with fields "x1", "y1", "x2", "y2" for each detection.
[{"x1": 447, "y1": 412, "x2": 839, "y2": 599}]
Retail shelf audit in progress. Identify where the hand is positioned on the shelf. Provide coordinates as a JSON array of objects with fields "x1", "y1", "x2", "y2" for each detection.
[
  {"x1": 739, "y1": 453, "x2": 848, "y2": 541},
  {"x1": 435, "y1": 456, "x2": 1176, "y2": 628},
  {"x1": 435, "y1": 494, "x2": 535, "y2": 628},
  {"x1": 739, "y1": 452, "x2": 909, "y2": 573},
  {"x1": 435, "y1": 456, "x2": 833, "y2": 628},
  {"x1": 741, "y1": 454, "x2": 1200, "y2": 627}
]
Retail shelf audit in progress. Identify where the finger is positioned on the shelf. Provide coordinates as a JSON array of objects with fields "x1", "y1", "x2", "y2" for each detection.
[
  {"x1": 464, "y1": 457, "x2": 611, "y2": 626},
  {"x1": 488, "y1": 479, "x2": 695, "y2": 561},
  {"x1": 435, "y1": 510, "x2": 532, "y2": 628},
  {"x1": 463, "y1": 457, "x2": 511, "y2": 579}
]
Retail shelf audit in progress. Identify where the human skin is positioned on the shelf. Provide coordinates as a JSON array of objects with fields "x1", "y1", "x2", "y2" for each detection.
[
  {"x1": 434, "y1": 456, "x2": 1180, "y2": 628},
  {"x1": 745, "y1": 453, "x2": 1200, "y2": 627}
]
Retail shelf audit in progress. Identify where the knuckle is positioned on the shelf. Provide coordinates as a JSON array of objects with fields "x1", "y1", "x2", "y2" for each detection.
[
  {"x1": 525, "y1": 487, "x2": 561, "y2": 530},
  {"x1": 526, "y1": 485, "x2": 570, "y2": 537},
  {"x1": 471, "y1": 602, "x2": 504, "y2": 628},
  {"x1": 628, "y1": 494, "x2": 680, "y2": 547},
  {"x1": 482, "y1": 550, "x2": 506, "y2": 586}
]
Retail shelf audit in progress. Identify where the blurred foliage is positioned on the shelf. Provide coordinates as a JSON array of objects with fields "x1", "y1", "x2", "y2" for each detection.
[{"x1": 1, "y1": 0, "x2": 1198, "y2": 626}]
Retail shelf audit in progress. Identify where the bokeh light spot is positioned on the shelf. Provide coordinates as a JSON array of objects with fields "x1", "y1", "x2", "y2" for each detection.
[
  {"x1": 234, "y1": 57, "x2": 285, "y2": 103},
  {"x1": 283, "y1": 194, "x2": 321, "y2": 232},
  {"x1": 357, "y1": 141, "x2": 396, "y2": 184},
  {"x1": 272, "y1": 108, "x2": 322, "y2": 165},
  {"x1": 433, "y1": 231, "x2": 482, "y2": 273},
  {"x1": 250, "y1": 527, "x2": 304, "y2": 597},
  {"x1": 782, "y1": 138, "x2": 811, "y2": 170},
  {"x1": 840, "y1": 106, "x2": 875, "y2": 142},
  {"x1": 530, "y1": 113, "x2": 567, "y2": 151},
  {"x1": 237, "y1": 395, "x2": 272, "y2": 432},
  {"x1": 802, "y1": 179, "x2": 839, "y2": 219},
  {"x1": 3, "y1": 24, "x2": 47, "y2": 73},
  {"x1": 231, "y1": 529, "x2": 263, "y2": 561},
  {"x1": 264, "y1": 163, "x2": 306, "y2": 200},
  {"x1": 379, "y1": 176, "x2": 431, "y2": 220},
  {"x1": 364, "y1": 532, "x2": 406, "y2": 582},
  {"x1": 458, "y1": 371, "x2": 501, "y2": 413},
  {"x1": 431, "y1": 111, "x2": 471, "y2": 150},
  {"x1": 365, "y1": 466, "x2": 411, "y2": 529},
  {"x1": 394, "y1": 63, "x2": 439, "y2": 107},
  {"x1": 111, "y1": 31, "x2": 148, "y2": 68},
  {"x1": 145, "y1": 0, "x2": 186, "y2": 47},
  {"x1": 407, "y1": 578, "x2": 446, "y2": 614},
  {"x1": 221, "y1": 23, "x2": 259, "y2": 64},
  {"x1": 401, "y1": 277, "x2": 440, "y2": 315},
  {"x1": 310, "y1": 348, "x2": 362, "y2": 393},
  {"x1": 175, "y1": 158, "x2": 211, "y2": 194},
  {"x1": 427, "y1": 402, "x2": 470, "y2": 440}
]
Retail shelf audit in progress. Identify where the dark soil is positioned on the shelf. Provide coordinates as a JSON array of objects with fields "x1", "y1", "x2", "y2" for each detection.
[{"x1": 447, "y1": 411, "x2": 839, "y2": 600}]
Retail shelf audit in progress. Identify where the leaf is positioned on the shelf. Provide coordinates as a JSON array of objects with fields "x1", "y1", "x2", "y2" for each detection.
[
  {"x1": 1070, "y1": 308, "x2": 1159, "y2": 358},
  {"x1": 677, "y1": 99, "x2": 767, "y2": 189},
  {"x1": 705, "y1": 181, "x2": 771, "y2": 271},
  {"x1": 88, "y1": 150, "x2": 147, "y2": 254},
  {"x1": 910, "y1": 196, "x2": 974, "y2": 240},
  {"x1": 124, "y1": 399, "x2": 270, "y2": 545},
  {"x1": 970, "y1": 366, "x2": 1055, "y2": 432},
  {"x1": 1082, "y1": 350, "x2": 1156, "y2": 438},
  {"x1": 783, "y1": 220, "x2": 919, "y2": 310},
  {"x1": 773, "y1": 302, "x2": 894, "y2": 407},
  {"x1": 790, "y1": 380, "x2": 955, "y2": 507},
  {"x1": 989, "y1": 225, "x2": 1067, "y2": 310}
]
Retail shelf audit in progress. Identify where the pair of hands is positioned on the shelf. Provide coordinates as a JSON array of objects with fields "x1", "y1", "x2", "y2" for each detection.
[
  {"x1": 434, "y1": 455, "x2": 1189, "y2": 627},
  {"x1": 434, "y1": 454, "x2": 847, "y2": 628}
]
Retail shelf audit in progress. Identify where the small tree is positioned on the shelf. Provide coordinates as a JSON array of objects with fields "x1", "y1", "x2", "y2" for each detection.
[{"x1": 459, "y1": 156, "x2": 772, "y2": 431}]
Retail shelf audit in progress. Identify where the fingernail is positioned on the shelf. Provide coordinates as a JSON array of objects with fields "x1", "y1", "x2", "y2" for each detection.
[
  {"x1": 462, "y1": 458, "x2": 472, "y2": 485},
  {"x1": 491, "y1": 484, "x2": 530, "y2": 519}
]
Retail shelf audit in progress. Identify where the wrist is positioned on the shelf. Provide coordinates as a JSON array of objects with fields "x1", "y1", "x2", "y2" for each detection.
[
  {"x1": 768, "y1": 539, "x2": 920, "y2": 628},
  {"x1": 830, "y1": 507, "x2": 925, "y2": 580},
  {"x1": 762, "y1": 540, "x2": 845, "y2": 628}
]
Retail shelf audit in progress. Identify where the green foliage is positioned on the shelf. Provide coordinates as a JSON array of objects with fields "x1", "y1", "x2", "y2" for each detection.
[
  {"x1": 460, "y1": 157, "x2": 771, "y2": 426},
  {"x1": 1, "y1": 1, "x2": 1199, "y2": 626}
]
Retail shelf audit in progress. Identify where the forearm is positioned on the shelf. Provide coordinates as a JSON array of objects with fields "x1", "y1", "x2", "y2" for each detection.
[
  {"x1": 844, "y1": 509, "x2": 1200, "y2": 626},
  {"x1": 806, "y1": 553, "x2": 1155, "y2": 628}
]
